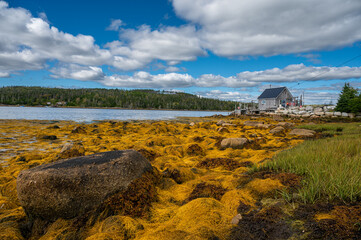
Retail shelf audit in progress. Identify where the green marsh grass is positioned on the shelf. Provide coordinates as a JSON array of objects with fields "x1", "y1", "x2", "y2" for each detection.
[{"x1": 261, "y1": 122, "x2": 361, "y2": 203}]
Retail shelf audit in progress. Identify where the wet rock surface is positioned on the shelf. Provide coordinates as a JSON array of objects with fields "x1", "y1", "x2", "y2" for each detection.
[{"x1": 17, "y1": 150, "x2": 152, "y2": 220}]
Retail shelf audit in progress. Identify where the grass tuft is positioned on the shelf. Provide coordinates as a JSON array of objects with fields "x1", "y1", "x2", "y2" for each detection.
[{"x1": 260, "y1": 123, "x2": 361, "y2": 203}]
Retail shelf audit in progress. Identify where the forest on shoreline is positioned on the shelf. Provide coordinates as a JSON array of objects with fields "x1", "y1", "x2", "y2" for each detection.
[{"x1": 0, "y1": 86, "x2": 236, "y2": 111}]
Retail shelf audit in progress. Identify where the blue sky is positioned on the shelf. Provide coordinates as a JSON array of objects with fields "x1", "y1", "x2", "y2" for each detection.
[{"x1": 1, "y1": 0, "x2": 361, "y2": 104}]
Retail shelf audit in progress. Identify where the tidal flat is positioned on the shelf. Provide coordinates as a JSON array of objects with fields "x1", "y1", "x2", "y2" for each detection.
[{"x1": 0, "y1": 117, "x2": 360, "y2": 239}]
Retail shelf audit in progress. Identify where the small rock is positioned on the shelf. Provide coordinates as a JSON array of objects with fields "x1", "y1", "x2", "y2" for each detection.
[
  {"x1": 71, "y1": 126, "x2": 87, "y2": 134},
  {"x1": 47, "y1": 125, "x2": 60, "y2": 129},
  {"x1": 256, "y1": 137, "x2": 266, "y2": 143},
  {"x1": 57, "y1": 142, "x2": 85, "y2": 159},
  {"x1": 276, "y1": 122, "x2": 294, "y2": 128},
  {"x1": 272, "y1": 115, "x2": 284, "y2": 121},
  {"x1": 41, "y1": 135, "x2": 57, "y2": 140},
  {"x1": 231, "y1": 214, "x2": 243, "y2": 225},
  {"x1": 256, "y1": 123, "x2": 272, "y2": 129},
  {"x1": 220, "y1": 138, "x2": 248, "y2": 149},
  {"x1": 216, "y1": 120, "x2": 225, "y2": 126},
  {"x1": 222, "y1": 123, "x2": 236, "y2": 127},
  {"x1": 315, "y1": 111, "x2": 325, "y2": 116},
  {"x1": 217, "y1": 127, "x2": 230, "y2": 133},
  {"x1": 189, "y1": 122, "x2": 195, "y2": 126},
  {"x1": 289, "y1": 128, "x2": 316, "y2": 137},
  {"x1": 16, "y1": 156, "x2": 27, "y2": 162},
  {"x1": 244, "y1": 121, "x2": 264, "y2": 126},
  {"x1": 269, "y1": 126, "x2": 285, "y2": 134}
]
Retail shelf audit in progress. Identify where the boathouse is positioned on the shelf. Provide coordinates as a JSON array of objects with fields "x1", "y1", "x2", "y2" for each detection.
[{"x1": 258, "y1": 87, "x2": 293, "y2": 111}]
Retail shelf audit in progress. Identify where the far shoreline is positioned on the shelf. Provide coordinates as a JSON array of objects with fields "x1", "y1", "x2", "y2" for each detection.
[{"x1": 0, "y1": 104, "x2": 231, "y2": 113}]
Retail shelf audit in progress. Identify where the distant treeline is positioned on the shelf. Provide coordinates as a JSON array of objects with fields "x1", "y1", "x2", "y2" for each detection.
[{"x1": 0, "y1": 86, "x2": 236, "y2": 110}]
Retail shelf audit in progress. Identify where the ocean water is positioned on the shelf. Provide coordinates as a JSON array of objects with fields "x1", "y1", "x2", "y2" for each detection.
[{"x1": 0, "y1": 106, "x2": 229, "y2": 122}]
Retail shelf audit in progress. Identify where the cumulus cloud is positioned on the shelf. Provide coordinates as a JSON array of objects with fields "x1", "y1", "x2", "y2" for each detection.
[
  {"x1": 291, "y1": 89, "x2": 340, "y2": 105},
  {"x1": 172, "y1": 0, "x2": 361, "y2": 57},
  {"x1": 0, "y1": 71, "x2": 10, "y2": 78},
  {"x1": 38, "y1": 12, "x2": 49, "y2": 23},
  {"x1": 236, "y1": 64, "x2": 361, "y2": 83},
  {"x1": 106, "y1": 19, "x2": 124, "y2": 31},
  {"x1": 0, "y1": 1, "x2": 112, "y2": 74},
  {"x1": 165, "y1": 66, "x2": 180, "y2": 72},
  {"x1": 0, "y1": 2, "x2": 204, "y2": 74},
  {"x1": 197, "y1": 74, "x2": 259, "y2": 88},
  {"x1": 297, "y1": 54, "x2": 321, "y2": 64},
  {"x1": 50, "y1": 64, "x2": 105, "y2": 81},
  {"x1": 101, "y1": 72, "x2": 194, "y2": 88},
  {"x1": 49, "y1": 63, "x2": 361, "y2": 89},
  {"x1": 105, "y1": 25, "x2": 206, "y2": 70},
  {"x1": 198, "y1": 90, "x2": 256, "y2": 102},
  {"x1": 2, "y1": 0, "x2": 361, "y2": 86}
]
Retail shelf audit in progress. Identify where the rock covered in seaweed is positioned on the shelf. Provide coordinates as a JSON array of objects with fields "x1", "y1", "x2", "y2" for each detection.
[
  {"x1": 269, "y1": 126, "x2": 285, "y2": 134},
  {"x1": 57, "y1": 142, "x2": 85, "y2": 159},
  {"x1": 16, "y1": 150, "x2": 153, "y2": 220}
]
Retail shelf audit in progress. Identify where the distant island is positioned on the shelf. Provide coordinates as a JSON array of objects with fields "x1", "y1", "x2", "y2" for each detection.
[{"x1": 0, "y1": 86, "x2": 236, "y2": 111}]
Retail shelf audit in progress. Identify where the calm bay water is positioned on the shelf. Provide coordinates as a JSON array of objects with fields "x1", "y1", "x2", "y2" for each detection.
[{"x1": 0, "y1": 106, "x2": 229, "y2": 122}]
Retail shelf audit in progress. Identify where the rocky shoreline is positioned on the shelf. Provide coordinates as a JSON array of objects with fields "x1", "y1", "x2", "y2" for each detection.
[{"x1": 0, "y1": 117, "x2": 359, "y2": 239}]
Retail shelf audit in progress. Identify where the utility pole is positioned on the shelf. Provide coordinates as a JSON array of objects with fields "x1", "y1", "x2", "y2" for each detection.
[{"x1": 303, "y1": 91, "x2": 305, "y2": 106}]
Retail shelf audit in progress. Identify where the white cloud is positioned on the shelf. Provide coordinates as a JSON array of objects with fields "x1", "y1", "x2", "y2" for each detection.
[
  {"x1": 50, "y1": 64, "x2": 105, "y2": 81},
  {"x1": 122, "y1": 25, "x2": 205, "y2": 61},
  {"x1": 101, "y1": 71, "x2": 194, "y2": 88},
  {"x1": 38, "y1": 12, "x2": 49, "y2": 23},
  {"x1": 106, "y1": 25, "x2": 206, "y2": 70},
  {"x1": 292, "y1": 89, "x2": 340, "y2": 105},
  {"x1": 197, "y1": 74, "x2": 259, "y2": 88},
  {"x1": 297, "y1": 54, "x2": 321, "y2": 64},
  {"x1": 2, "y1": 0, "x2": 361, "y2": 85},
  {"x1": 50, "y1": 63, "x2": 361, "y2": 89},
  {"x1": 236, "y1": 64, "x2": 361, "y2": 82},
  {"x1": 198, "y1": 90, "x2": 255, "y2": 102},
  {"x1": 172, "y1": 0, "x2": 361, "y2": 57},
  {"x1": 0, "y1": 71, "x2": 10, "y2": 78},
  {"x1": 0, "y1": 2, "x2": 112, "y2": 73},
  {"x1": 165, "y1": 66, "x2": 180, "y2": 72},
  {"x1": 106, "y1": 19, "x2": 124, "y2": 31}
]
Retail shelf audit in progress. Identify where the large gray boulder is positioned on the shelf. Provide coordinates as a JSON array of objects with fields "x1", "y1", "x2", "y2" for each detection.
[{"x1": 17, "y1": 150, "x2": 152, "y2": 220}]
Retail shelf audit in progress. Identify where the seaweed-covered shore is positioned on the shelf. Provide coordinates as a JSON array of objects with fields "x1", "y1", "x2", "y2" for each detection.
[{"x1": 0, "y1": 117, "x2": 360, "y2": 239}]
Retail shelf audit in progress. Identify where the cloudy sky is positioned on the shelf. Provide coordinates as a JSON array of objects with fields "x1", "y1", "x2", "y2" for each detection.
[{"x1": 1, "y1": 0, "x2": 361, "y2": 104}]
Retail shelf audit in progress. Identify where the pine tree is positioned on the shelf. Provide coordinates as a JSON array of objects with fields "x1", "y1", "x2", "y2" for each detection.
[{"x1": 335, "y1": 83, "x2": 358, "y2": 113}]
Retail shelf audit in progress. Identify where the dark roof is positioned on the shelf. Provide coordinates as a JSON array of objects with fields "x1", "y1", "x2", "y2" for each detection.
[{"x1": 258, "y1": 87, "x2": 286, "y2": 99}]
